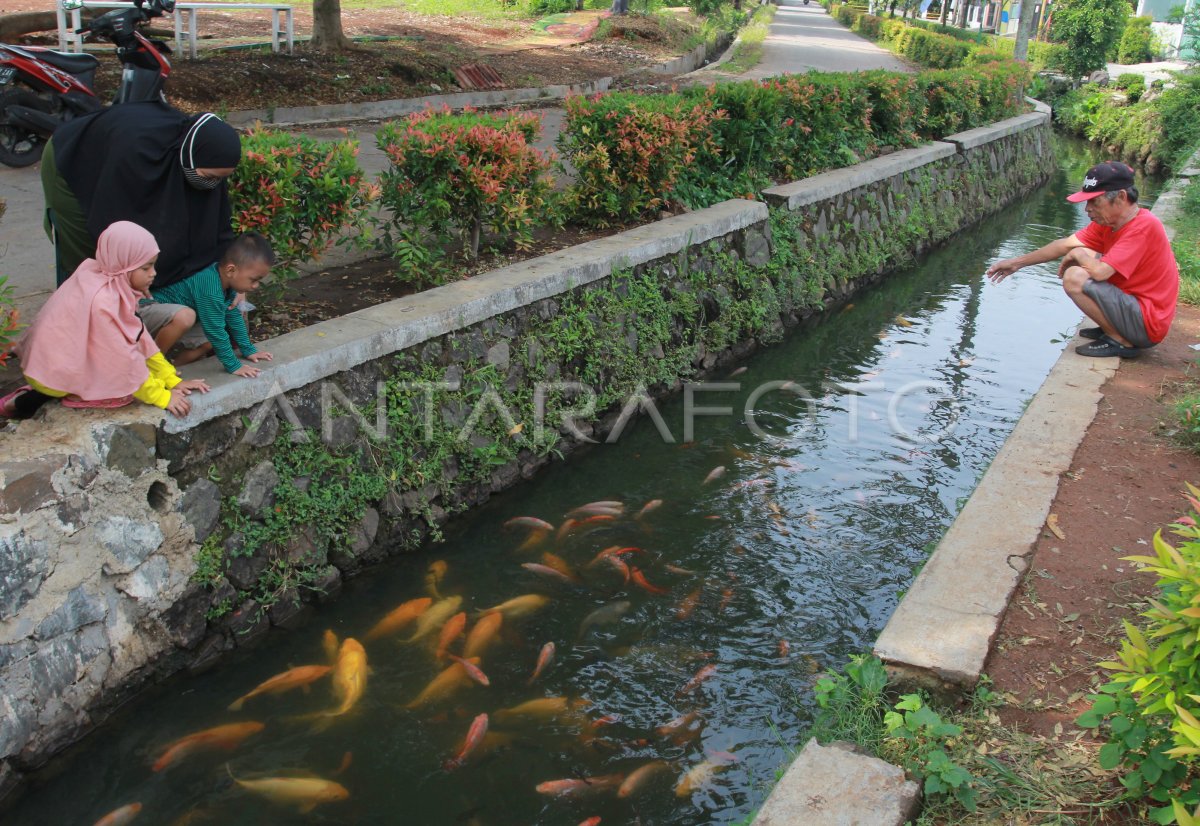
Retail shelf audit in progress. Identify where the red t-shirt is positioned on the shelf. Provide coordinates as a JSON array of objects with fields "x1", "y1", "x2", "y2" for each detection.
[{"x1": 1074, "y1": 208, "x2": 1179, "y2": 343}]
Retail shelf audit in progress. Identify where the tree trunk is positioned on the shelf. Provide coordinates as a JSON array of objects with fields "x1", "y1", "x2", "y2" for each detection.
[
  {"x1": 310, "y1": 0, "x2": 352, "y2": 51},
  {"x1": 0, "y1": 11, "x2": 71, "y2": 40},
  {"x1": 939, "y1": 0, "x2": 950, "y2": 25},
  {"x1": 611, "y1": 0, "x2": 629, "y2": 13},
  {"x1": 1011, "y1": 0, "x2": 1035, "y2": 61},
  {"x1": 467, "y1": 213, "x2": 482, "y2": 261}
]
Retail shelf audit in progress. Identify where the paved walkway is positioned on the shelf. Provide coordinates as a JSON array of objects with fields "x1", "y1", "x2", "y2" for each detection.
[{"x1": 0, "y1": 2, "x2": 905, "y2": 322}]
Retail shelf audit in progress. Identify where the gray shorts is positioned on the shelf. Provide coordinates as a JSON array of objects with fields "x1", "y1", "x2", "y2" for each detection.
[
  {"x1": 1082, "y1": 279, "x2": 1154, "y2": 349},
  {"x1": 137, "y1": 302, "x2": 209, "y2": 350}
]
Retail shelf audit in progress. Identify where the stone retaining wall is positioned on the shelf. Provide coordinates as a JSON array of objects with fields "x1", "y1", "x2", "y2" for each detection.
[{"x1": 0, "y1": 110, "x2": 1053, "y2": 795}]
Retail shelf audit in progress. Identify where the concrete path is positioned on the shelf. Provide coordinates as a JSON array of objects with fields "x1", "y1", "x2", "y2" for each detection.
[{"x1": 0, "y1": 3, "x2": 904, "y2": 323}]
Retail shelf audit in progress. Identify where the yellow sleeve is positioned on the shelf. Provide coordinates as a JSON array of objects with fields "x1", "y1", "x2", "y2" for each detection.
[{"x1": 132, "y1": 353, "x2": 179, "y2": 408}]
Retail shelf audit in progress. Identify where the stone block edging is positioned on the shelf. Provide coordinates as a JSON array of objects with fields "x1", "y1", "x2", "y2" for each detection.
[{"x1": 942, "y1": 111, "x2": 1050, "y2": 152}]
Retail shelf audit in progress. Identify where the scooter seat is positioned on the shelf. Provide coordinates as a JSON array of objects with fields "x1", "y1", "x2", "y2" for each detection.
[{"x1": 27, "y1": 49, "x2": 99, "y2": 75}]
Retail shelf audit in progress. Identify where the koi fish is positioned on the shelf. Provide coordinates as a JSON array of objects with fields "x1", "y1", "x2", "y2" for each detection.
[
  {"x1": 657, "y1": 711, "x2": 703, "y2": 744},
  {"x1": 463, "y1": 612, "x2": 503, "y2": 659},
  {"x1": 478, "y1": 593, "x2": 551, "y2": 620},
  {"x1": 663, "y1": 564, "x2": 697, "y2": 576},
  {"x1": 540, "y1": 551, "x2": 576, "y2": 579},
  {"x1": 566, "y1": 503, "x2": 624, "y2": 519},
  {"x1": 556, "y1": 518, "x2": 580, "y2": 543},
  {"x1": 228, "y1": 665, "x2": 332, "y2": 711},
  {"x1": 364, "y1": 597, "x2": 432, "y2": 641},
  {"x1": 528, "y1": 641, "x2": 556, "y2": 685},
  {"x1": 588, "y1": 546, "x2": 637, "y2": 567},
  {"x1": 323, "y1": 638, "x2": 368, "y2": 718},
  {"x1": 435, "y1": 612, "x2": 467, "y2": 660},
  {"x1": 728, "y1": 366, "x2": 748, "y2": 378},
  {"x1": 505, "y1": 516, "x2": 555, "y2": 532},
  {"x1": 425, "y1": 560, "x2": 448, "y2": 598},
  {"x1": 403, "y1": 596, "x2": 463, "y2": 643},
  {"x1": 778, "y1": 639, "x2": 790, "y2": 658},
  {"x1": 152, "y1": 722, "x2": 265, "y2": 771},
  {"x1": 447, "y1": 654, "x2": 491, "y2": 687},
  {"x1": 578, "y1": 601, "x2": 632, "y2": 639},
  {"x1": 703, "y1": 466, "x2": 726, "y2": 485},
  {"x1": 444, "y1": 713, "x2": 489, "y2": 771},
  {"x1": 603, "y1": 555, "x2": 631, "y2": 585},
  {"x1": 493, "y1": 696, "x2": 589, "y2": 725},
  {"x1": 675, "y1": 759, "x2": 727, "y2": 797},
  {"x1": 677, "y1": 663, "x2": 717, "y2": 695},
  {"x1": 405, "y1": 657, "x2": 482, "y2": 708},
  {"x1": 630, "y1": 566, "x2": 669, "y2": 595},
  {"x1": 516, "y1": 527, "x2": 551, "y2": 553},
  {"x1": 521, "y1": 562, "x2": 580, "y2": 585},
  {"x1": 321, "y1": 629, "x2": 339, "y2": 663},
  {"x1": 578, "y1": 819, "x2": 602, "y2": 826},
  {"x1": 227, "y1": 766, "x2": 349, "y2": 814},
  {"x1": 636, "y1": 499, "x2": 663, "y2": 519},
  {"x1": 334, "y1": 751, "x2": 353, "y2": 775},
  {"x1": 93, "y1": 803, "x2": 142, "y2": 826},
  {"x1": 675, "y1": 587, "x2": 703, "y2": 620},
  {"x1": 617, "y1": 760, "x2": 672, "y2": 798},
  {"x1": 535, "y1": 774, "x2": 624, "y2": 796},
  {"x1": 718, "y1": 588, "x2": 734, "y2": 614}
]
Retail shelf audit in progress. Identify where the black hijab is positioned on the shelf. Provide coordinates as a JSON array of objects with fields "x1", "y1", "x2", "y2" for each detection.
[{"x1": 51, "y1": 101, "x2": 241, "y2": 289}]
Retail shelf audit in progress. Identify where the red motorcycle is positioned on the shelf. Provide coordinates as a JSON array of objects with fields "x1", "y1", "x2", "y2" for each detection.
[{"x1": 0, "y1": 0, "x2": 174, "y2": 167}]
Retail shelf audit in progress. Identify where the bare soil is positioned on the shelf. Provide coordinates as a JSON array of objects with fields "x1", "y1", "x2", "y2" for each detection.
[{"x1": 982, "y1": 304, "x2": 1200, "y2": 820}]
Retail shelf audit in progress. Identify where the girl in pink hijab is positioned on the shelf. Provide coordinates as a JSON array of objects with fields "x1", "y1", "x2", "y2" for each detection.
[{"x1": 1, "y1": 221, "x2": 209, "y2": 419}]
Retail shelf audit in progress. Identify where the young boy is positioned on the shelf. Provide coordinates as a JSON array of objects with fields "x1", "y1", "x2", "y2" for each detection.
[{"x1": 139, "y1": 233, "x2": 275, "y2": 378}]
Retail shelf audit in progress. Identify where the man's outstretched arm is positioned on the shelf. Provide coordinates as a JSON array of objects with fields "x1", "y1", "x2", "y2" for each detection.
[{"x1": 986, "y1": 234, "x2": 1085, "y2": 283}]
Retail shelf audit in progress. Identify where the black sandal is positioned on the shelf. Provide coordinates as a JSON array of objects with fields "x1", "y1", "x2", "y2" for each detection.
[
  {"x1": 1078, "y1": 327, "x2": 1104, "y2": 340},
  {"x1": 1075, "y1": 335, "x2": 1142, "y2": 358}
]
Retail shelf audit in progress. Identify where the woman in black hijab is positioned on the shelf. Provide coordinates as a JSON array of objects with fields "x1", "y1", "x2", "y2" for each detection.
[{"x1": 41, "y1": 100, "x2": 242, "y2": 288}]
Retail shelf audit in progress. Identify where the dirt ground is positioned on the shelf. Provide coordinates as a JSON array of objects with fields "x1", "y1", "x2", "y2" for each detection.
[
  {"x1": 0, "y1": 3, "x2": 692, "y2": 112},
  {"x1": 982, "y1": 304, "x2": 1200, "y2": 817}
]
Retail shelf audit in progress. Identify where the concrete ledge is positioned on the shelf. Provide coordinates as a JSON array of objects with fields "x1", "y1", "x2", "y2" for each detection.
[
  {"x1": 942, "y1": 111, "x2": 1050, "y2": 152},
  {"x1": 755, "y1": 739, "x2": 920, "y2": 826},
  {"x1": 1026, "y1": 95, "x2": 1052, "y2": 116},
  {"x1": 762, "y1": 142, "x2": 957, "y2": 210},
  {"x1": 872, "y1": 344, "x2": 1118, "y2": 691},
  {"x1": 163, "y1": 198, "x2": 768, "y2": 433}
]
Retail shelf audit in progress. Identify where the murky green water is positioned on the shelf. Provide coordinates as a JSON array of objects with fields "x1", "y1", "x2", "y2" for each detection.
[{"x1": 4, "y1": 141, "x2": 1161, "y2": 826}]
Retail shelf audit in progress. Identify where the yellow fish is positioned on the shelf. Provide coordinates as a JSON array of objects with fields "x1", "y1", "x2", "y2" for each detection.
[
  {"x1": 405, "y1": 657, "x2": 481, "y2": 709},
  {"x1": 425, "y1": 560, "x2": 448, "y2": 599},
  {"x1": 324, "y1": 638, "x2": 367, "y2": 718},
  {"x1": 492, "y1": 696, "x2": 589, "y2": 725},
  {"x1": 228, "y1": 665, "x2": 332, "y2": 711},
  {"x1": 675, "y1": 759, "x2": 727, "y2": 797},
  {"x1": 462, "y1": 612, "x2": 503, "y2": 659},
  {"x1": 227, "y1": 767, "x2": 349, "y2": 814},
  {"x1": 321, "y1": 630, "x2": 339, "y2": 663},
  {"x1": 403, "y1": 596, "x2": 463, "y2": 643},
  {"x1": 477, "y1": 594, "x2": 550, "y2": 621},
  {"x1": 365, "y1": 597, "x2": 433, "y2": 642}
]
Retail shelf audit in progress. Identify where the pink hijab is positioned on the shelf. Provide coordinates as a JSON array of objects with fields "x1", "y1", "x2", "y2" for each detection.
[{"x1": 18, "y1": 221, "x2": 161, "y2": 400}]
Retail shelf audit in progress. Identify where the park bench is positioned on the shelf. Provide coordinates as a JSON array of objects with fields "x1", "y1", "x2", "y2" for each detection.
[{"x1": 55, "y1": 0, "x2": 294, "y2": 59}]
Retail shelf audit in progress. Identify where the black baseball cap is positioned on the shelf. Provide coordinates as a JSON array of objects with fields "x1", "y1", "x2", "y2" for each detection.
[{"x1": 1067, "y1": 162, "x2": 1135, "y2": 203}]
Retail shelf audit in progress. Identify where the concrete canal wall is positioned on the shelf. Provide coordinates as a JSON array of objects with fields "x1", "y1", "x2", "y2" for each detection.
[{"x1": 0, "y1": 109, "x2": 1052, "y2": 792}]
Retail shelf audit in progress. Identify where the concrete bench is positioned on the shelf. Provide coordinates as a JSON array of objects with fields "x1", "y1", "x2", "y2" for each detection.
[{"x1": 56, "y1": 0, "x2": 294, "y2": 59}]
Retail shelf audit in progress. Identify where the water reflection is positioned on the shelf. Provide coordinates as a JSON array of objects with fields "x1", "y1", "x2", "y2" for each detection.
[{"x1": 5, "y1": 139, "x2": 1158, "y2": 826}]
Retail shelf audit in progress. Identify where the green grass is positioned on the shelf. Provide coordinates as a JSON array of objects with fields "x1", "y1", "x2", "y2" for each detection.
[
  {"x1": 1174, "y1": 173, "x2": 1200, "y2": 307},
  {"x1": 722, "y1": 1, "x2": 775, "y2": 74}
]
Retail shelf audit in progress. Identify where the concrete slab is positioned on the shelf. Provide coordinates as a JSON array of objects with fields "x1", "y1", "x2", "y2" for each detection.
[
  {"x1": 162, "y1": 198, "x2": 767, "y2": 433},
  {"x1": 755, "y1": 739, "x2": 920, "y2": 826},
  {"x1": 942, "y1": 111, "x2": 1050, "y2": 152},
  {"x1": 873, "y1": 340, "x2": 1118, "y2": 691},
  {"x1": 762, "y1": 143, "x2": 957, "y2": 210}
]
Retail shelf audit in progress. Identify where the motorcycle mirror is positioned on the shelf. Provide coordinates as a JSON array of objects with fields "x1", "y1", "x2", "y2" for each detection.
[{"x1": 61, "y1": 0, "x2": 84, "y2": 9}]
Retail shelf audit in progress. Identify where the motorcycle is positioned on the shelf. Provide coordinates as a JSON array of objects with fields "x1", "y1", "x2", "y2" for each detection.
[{"x1": 0, "y1": 0, "x2": 174, "y2": 168}]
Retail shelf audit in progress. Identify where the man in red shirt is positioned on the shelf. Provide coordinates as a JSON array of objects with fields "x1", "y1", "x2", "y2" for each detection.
[{"x1": 986, "y1": 162, "x2": 1179, "y2": 358}]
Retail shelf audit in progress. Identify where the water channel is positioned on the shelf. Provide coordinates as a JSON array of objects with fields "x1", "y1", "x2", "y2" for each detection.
[{"x1": 4, "y1": 139, "x2": 1160, "y2": 826}]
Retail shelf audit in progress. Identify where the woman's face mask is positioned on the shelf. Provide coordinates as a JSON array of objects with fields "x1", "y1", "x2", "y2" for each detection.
[{"x1": 183, "y1": 166, "x2": 223, "y2": 190}]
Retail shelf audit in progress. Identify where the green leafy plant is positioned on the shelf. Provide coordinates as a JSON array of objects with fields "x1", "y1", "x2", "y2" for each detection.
[
  {"x1": 1050, "y1": 0, "x2": 1129, "y2": 79},
  {"x1": 0, "y1": 274, "x2": 19, "y2": 369},
  {"x1": 1118, "y1": 16, "x2": 1156, "y2": 65},
  {"x1": 884, "y1": 694, "x2": 978, "y2": 811},
  {"x1": 229, "y1": 127, "x2": 378, "y2": 290}
]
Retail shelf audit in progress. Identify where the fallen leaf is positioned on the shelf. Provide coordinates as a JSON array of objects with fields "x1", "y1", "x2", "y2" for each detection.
[
  {"x1": 1046, "y1": 513, "x2": 1066, "y2": 540},
  {"x1": 508, "y1": 423, "x2": 524, "y2": 436}
]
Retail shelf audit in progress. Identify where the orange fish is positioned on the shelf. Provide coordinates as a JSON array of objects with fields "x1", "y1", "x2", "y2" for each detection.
[
  {"x1": 778, "y1": 639, "x2": 790, "y2": 658},
  {"x1": 444, "y1": 712, "x2": 489, "y2": 771},
  {"x1": 521, "y1": 562, "x2": 580, "y2": 585},
  {"x1": 506, "y1": 516, "x2": 555, "y2": 532},
  {"x1": 228, "y1": 665, "x2": 332, "y2": 711},
  {"x1": 657, "y1": 710, "x2": 703, "y2": 744},
  {"x1": 435, "y1": 612, "x2": 467, "y2": 660},
  {"x1": 425, "y1": 560, "x2": 448, "y2": 598},
  {"x1": 718, "y1": 588, "x2": 734, "y2": 614},
  {"x1": 566, "y1": 503, "x2": 624, "y2": 519},
  {"x1": 675, "y1": 587, "x2": 703, "y2": 620},
  {"x1": 321, "y1": 629, "x2": 339, "y2": 663},
  {"x1": 578, "y1": 819, "x2": 602, "y2": 826},
  {"x1": 321, "y1": 638, "x2": 368, "y2": 718},
  {"x1": 528, "y1": 641, "x2": 556, "y2": 685},
  {"x1": 152, "y1": 722, "x2": 265, "y2": 771},
  {"x1": 406, "y1": 657, "x2": 481, "y2": 708},
  {"x1": 494, "y1": 696, "x2": 589, "y2": 725},
  {"x1": 477, "y1": 594, "x2": 550, "y2": 620},
  {"x1": 556, "y1": 518, "x2": 580, "y2": 543},
  {"x1": 703, "y1": 466, "x2": 726, "y2": 485},
  {"x1": 535, "y1": 774, "x2": 624, "y2": 796},
  {"x1": 603, "y1": 555, "x2": 631, "y2": 585},
  {"x1": 663, "y1": 564, "x2": 696, "y2": 576},
  {"x1": 636, "y1": 499, "x2": 663, "y2": 519},
  {"x1": 630, "y1": 566, "x2": 669, "y2": 595},
  {"x1": 93, "y1": 803, "x2": 142, "y2": 826},
  {"x1": 678, "y1": 663, "x2": 717, "y2": 696},
  {"x1": 617, "y1": 760, "x2": 672, "y2": 798},
  {"x1": 447, "y1": 654, "x2": 491, "y2": 686},
  {"x1": 364, "y1": 597, "x2": 432, "y2": 641},
  {"x1": 675, "y1": 759, "x2": 726, "y2": 797},
  {"x1": 540, "y1": 551, "x2": 576, "y2": 579},
  {"x1": 516, "y1": 528, "x2": 551, "y2": 553},
  {"x1": 227, "y1": 766, "x2": 349, "y2": 813},
  {"x1": 463, "y1": 611, "x2": 503, "y2": 659},
  {"x1": 334, "y1": 751, "x2": 353, "y2": 775},
  {"x1": 579, "y1": 515, "x2": 616, "y2": 528}
]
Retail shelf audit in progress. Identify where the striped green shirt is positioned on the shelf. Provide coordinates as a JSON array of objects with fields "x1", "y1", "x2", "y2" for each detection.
[{"x1": 150, "y1": 264, "x2": 256, "y2": 373}]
